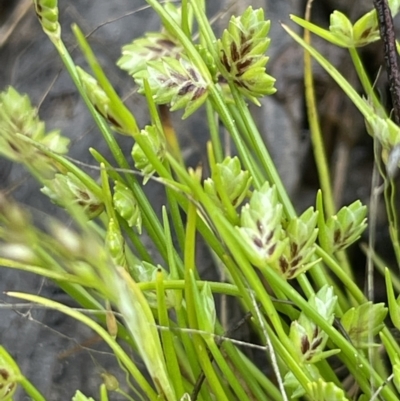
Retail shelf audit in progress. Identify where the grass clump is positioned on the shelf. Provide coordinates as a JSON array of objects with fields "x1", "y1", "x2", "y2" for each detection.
[{"x1": 1, "y1": 1, "x2": 400, "y2": 400}]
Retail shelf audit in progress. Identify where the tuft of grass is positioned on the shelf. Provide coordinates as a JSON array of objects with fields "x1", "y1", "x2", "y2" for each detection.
[{"x1": 1, "y1": 1, "x2": 400, "y2": 400}]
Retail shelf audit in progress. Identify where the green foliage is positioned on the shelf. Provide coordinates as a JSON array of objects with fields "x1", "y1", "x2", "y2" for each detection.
[
  {"x1": 340, "y1": 302, "x2": 387, "y2": 349},
  {"x1": 3, "y1": 1, "x2": 400, "y2": 401},
  {"x1": 307, "y1": 379, "x2": 350, "y2": 401},
  {"x1": 72, "y1": 391, "x2": 96, "y2": 401}
]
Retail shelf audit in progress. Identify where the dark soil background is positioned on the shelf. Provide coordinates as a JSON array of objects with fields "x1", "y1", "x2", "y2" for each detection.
[{"x1": 0, "y1": 0, "x2": 394, "y2": 399}]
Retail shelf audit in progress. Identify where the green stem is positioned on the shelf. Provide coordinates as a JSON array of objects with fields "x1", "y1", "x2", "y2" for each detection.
[
  {"x1": 206, "y1": 100, "x2": 223, "y2": 163},
  {"x1": 283, "y1": 23, "x2": 371, "y2": 119},
  {"x1": 0, "y1": 258, "x2": 93, "y2": 287},
  {"x1": 263, "y1": 268, "x2": 399, "y2": 401},
  {"x1": 206, "y1": 340, "x2": 251, "y2": 401},
  {"x1": 72, "y1": 24, "x2": 139, "y2": 135},
  {"x1": 155, "y1": 271, "x2": 185, "y2": 398},
  {"x1": 181, "y1": 0, "x2": 191, "y2": 39},
  {"x1": 385, "y1": 181, "x2": 400, "y2": 266},
  {"x1": 183, "y1": 199, "x2": 230, "y2": 400},
  {"x1": 19, "y1": 377, "x2": 47, "y2": 401},
  {"x1": 303, "y1": 26, "x2": 335, "y2": 217},
  {"x1": 227, "y1": 104, "x2": 265, "y2": 183},
  {"x1": 229, "y1": 86, "x2": 295, "y2": 217},
  {"x1": 8, "y1": 292, "x2": 158, "y2": 400},
  {"x1": 237, "y1": 351, "x2": 284, "y2": 401},
  {"x1": 348, "y1": 47, "x2": 385, "y2": 116},
  {"x1": 47, "y1": 33, "x2": 175, "y2": 266},
  {"x1": 362, "y1": 243, "x2": 400, "y2": 292},
  {"x1": 217, "y1": 337, "x2": 272, "y2": 401},
  {"x1": 209, "y1": 87, "x2": 266, "y2": 188},
  {"x1": 316, "y1": 247, "x2": 366, "y2": 304}
]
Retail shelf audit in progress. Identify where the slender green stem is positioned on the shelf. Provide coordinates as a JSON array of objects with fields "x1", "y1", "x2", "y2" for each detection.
[
  {"x1": 206, "y1": 340, "x2": 251, "y2": 401},
  {"x1": 262, "y1": 267, "x2": 399, "y2": 401},
  {"x1": 183, "y1": 200, "x2": 230, "y2": 400},
  {"x1": 194, "y1": 335, "x2": 231, "y2": 401},
  {"x1": 144, "y1": 0, "x2": 211, "y2": 81},
  {"x1": 188, "y1": 0, "x2": 219, "y2": 63},
  {"x1": 142, "y1": 85, "x2": 185, "y2": 252},
  {"x1": 283, "y1": 23, "x2": 371, "y2": 119},
  {"x1": 184, "y1": 193, "x2": 199, "y2": 328},
  {"x1": 0, "y1": 258, "x2": 93, "y2": 287},
  {"x1": 385, "y1": 180, "x2": 400, "y2": 266},
  {"x1": 381, "y1": 327, "x2": 400, "y2": 365},
  {"x1": 8, "y1": 292, "x2": 158, "y2": 400},
  {"x1": 209, "y1": 87, "x2": 267, "y2": 188},
  {"x1": 303, "y1": 23, "x2": 335, "y2": 217},
  {"x1": 316, "y1": 247, "x2": 366, "y2": 304},
  {"x1": 206, "y1": 100, "x2": 223, "y2": 163},
  {"x1": 362, "y1": 243, "x2": 400, "y2": 292},
  {"x1": 156, "y1": 271, "x2": 185, "y2": 398},
  {"x1": 237, "y1": 351, "x2": 284, "y2": 401},
  {"x1": 72, "y1": 24, "x2": 139, "y2": 135},
  {"x1": 227, "y1": 104, "x2": 265, "y2": 183},
  {"x1": 348, "y1": 47, "x2": 385, "y2": 116},
  {"x1": 19, "y1": 377, "x2": 47, "y2": 401},
  {"x1": 218, "y1": 343, "x2": 273, "y2": 401},
  {"x1": 229, "y1": 86, "x2": 295, "y2": 216},
  {"x1": 181, "y1": 0, "x2": 191, "y2": 39},
  {"x1": 47, "y1": 32, "x2": 177, "y2": 267}
]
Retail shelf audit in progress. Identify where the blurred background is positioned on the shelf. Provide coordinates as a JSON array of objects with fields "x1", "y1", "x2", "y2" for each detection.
[{"x1": 0, "y1": 0, "x2": 392, "y2": 398}]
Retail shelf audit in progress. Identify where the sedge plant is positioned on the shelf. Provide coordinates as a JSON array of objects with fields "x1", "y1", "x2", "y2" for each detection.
[{"x1": 1, "y1": 0, "x2": 400, "y2": 400}]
